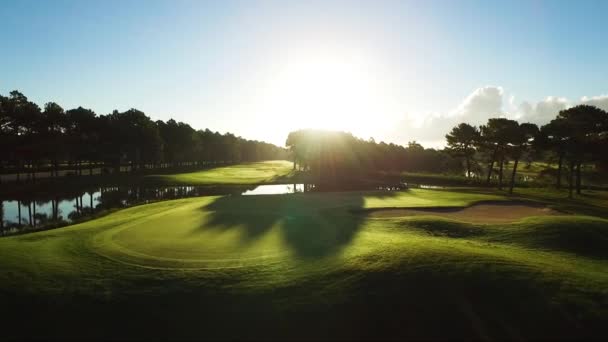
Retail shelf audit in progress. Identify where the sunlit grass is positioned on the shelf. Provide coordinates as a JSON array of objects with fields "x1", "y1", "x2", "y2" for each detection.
[
  {"x1": 143, "y1": 160, "x2": 295, "y2": 185},
  {"x1": 0, "y1": 188, "x2": 607, "y2": 339}
]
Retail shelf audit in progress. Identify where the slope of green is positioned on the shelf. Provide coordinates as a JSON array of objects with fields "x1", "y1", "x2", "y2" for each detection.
[
  {"x1": 0, "y1": 188, "x2": 607, "y2": 340},
  {"x1": 143, "y1": 160, "x2": 295, "y2": 185}
]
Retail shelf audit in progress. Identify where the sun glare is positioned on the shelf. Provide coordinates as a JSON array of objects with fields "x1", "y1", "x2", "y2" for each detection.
[{"x1": 257, "y1": 48, "x2": 398, "y2": 139}]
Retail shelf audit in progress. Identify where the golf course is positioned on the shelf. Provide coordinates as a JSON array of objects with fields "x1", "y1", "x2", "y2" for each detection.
[
  {"x1": 4, "y1": 2, "x2": 608, "y2": 339},
  {"x1": 1, "y1": 161, "x2": 607, "y2": 340}
]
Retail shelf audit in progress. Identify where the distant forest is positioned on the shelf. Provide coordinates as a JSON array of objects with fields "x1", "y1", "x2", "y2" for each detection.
[
  {"x1": 286, "y1": 104, "x2": 608, "y2": 197},
  {"x1": 0, "y1": 90, "x2": 288, "y2": 181}
]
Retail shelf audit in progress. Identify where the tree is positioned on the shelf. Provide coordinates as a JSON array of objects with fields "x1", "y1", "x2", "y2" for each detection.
[
  {"x1": 5, "y1": 92, "x2": 43, "y2": 182},
  {"x1": 157, "y1": 119, "x2": 198, "y2": 167},
  {"x1": 445, "y1": 123, "x2": 480, "y2": 178},
  {"x1": 65, "y1": 107, "x2": 98, "y2": 175},
  {"x1": 0, "y1": 90, "x2": 303, "y2": 184},
  {"x1": 41, "y1": 102, "x2": 67, "y2": 178},
  {"x1": 556, "y1": 105, "x2": 608, "y2": 197},
  {"x1": 538, "y1": 118, "x2": 570, "y2": 188},
  {"x1": 0, "y1": 94, "x2": 10, "y2": 182},
  {"x1": 102, "y1": 109, "x2": 162, "y2": 172},
  {"x1": 507, "y1": 122, "x2": 539, "y2": 194},
  {"x1": 479, "y1": 118, "x2": 519, "y2": 189}
]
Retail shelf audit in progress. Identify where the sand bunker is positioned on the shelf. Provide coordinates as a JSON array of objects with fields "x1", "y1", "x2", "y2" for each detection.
[{"x1": 366, "y1": 201, "x2": 563, "y2": 223}]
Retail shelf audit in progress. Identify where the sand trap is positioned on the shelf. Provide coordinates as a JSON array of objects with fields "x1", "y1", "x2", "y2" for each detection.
[{"x1": 366, "y1": 201, "x2": 563, "y2": 223}]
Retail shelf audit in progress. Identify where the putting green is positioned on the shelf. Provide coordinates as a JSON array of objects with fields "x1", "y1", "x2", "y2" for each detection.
[
  {"x1": 89, "y1": 199, "x2": 289, "y2": 269},
  {"x1": 86, "y1": 192, "x2": 363, "y2": 269}
]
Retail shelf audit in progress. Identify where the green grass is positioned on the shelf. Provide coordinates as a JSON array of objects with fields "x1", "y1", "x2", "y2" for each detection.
[
  {"x1": 143, "y1": 160, "x2": 296, "y2": 185},
  {"x1": 0, "y1": 188, "x2": 607, "y2": 340}
]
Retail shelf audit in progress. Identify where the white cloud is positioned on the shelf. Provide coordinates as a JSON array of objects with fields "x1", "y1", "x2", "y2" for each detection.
[
  {"x1": 450, "y1": 86, "x2": 505, "y2": 125},
  {"x1": 580, "y1": 94, "x2": 608, "y2": 111},
  {"x1": 391, "y1": 86, "x2": 507, "y2": 146},
  {"x1": 390, "y1": 86, "x2": 608, "y2": 148},
  {"x1": 516, "y1": 96, "x2": 569, "y2": 125},
  {"x1": 515, "y1": 95, "x2": 608, "y2": 124}
]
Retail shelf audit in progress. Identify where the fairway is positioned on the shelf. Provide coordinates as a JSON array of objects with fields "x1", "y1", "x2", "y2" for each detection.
[
  {"x1": 89, "y1": 198, "x2": 292, "y2": 269},
  {"x1": 143, "y1": 160, "x2": 295, "y2": 185},
  {"x1": 1, "y1": 188, "x2": 607, "y2": 340}
]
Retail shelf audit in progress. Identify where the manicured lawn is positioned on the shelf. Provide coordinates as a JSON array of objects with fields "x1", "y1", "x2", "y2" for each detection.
[
  {"x1": 143, "y1": 160, "x2": 295, "y2": 185},
  {"x1": 0, "y1": 188, "x2": 607, "y2": 340}
]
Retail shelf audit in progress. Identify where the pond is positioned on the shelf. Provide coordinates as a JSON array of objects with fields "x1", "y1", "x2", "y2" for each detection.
[
  {"x1": 0, "y1": 184, "x2": 311, "y2": 236},
  {"x1": 242, "y1": 183, "x2": 312, "y2": 195}
]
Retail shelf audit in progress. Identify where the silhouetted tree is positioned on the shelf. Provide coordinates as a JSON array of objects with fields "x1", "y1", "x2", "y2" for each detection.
[
  {"x1": 446, "y1": 123, "x2": 480, "y2": 178},
  {"x1": 41, "y1": 102, "x2": 67, "y2": 178},
  {"x1": 479, "y1": 118, "x2": 519, "y2": 189},
  {"x1": 285, "y1": 129, "x2": 462, "y2": 185},
  {"x1": 0, "y1": 90, "x2": 287, "y2": 182},
  {"x1": 538, "y1": 118, "x2": 570, "y2": 188},
  {"x1": 555, "y1": 105, "x2": 608, "y2": 197},
  {"x1": 507, "y1": 122, "x2": 539, "y2": 194}
]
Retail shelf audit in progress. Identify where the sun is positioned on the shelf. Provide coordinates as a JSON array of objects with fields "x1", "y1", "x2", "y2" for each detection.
[{"x1": 256, "y1": 48, "x2": 397, "y2": 139}]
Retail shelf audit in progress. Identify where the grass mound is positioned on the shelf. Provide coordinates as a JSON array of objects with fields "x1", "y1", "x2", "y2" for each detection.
[
  {"x1": 485, "y1": 216, "x2": 608, "y2": 259},
  {"x1": 395, "y1": 217, "x2": 485, "y2": 237}
]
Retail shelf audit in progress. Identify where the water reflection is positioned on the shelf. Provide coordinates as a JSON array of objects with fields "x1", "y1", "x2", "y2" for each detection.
[
  {"x1": 0, "y1": 184, "x2": 315, "y2": 236},
  {"x1": 242, "y1": 183, "x2": 315, "y2": 195}
]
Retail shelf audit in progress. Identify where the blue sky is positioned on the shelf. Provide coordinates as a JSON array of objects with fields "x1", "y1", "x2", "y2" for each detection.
[{"x1": 1, "y1": 0, "x2": 607, "y2": 147}]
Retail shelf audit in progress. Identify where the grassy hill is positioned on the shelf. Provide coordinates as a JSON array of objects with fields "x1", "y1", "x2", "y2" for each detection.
[{"x1": 0, "y1": 188, "x2": 607, "y2": 340}]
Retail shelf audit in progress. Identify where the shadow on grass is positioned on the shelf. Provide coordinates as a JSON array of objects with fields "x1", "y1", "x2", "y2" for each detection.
[
  {"x1": 198, "y1": 190, "x2": 401, "y2": 259},
  {"x1": 401, "y1": 218, "x2": 486, "y2": 238}
]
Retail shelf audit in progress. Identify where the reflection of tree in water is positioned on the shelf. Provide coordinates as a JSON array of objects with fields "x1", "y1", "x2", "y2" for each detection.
[
  {"x1": 288, "y1": 183, "x2": 315, "y2": 193},
  {"x1": 33, "y1": 199, "x2": 51, "y2": 227},
  {"x1": 0, "y1": 183, "x2": 288, "y2": 235},
  {"x1": 97, "y1": 187, "x2": 129, "y2": 210},
  {"x1": 0, "y1": 201, "x2": 4, "y2": 232},
  {"x1": 96, "y1": 185, "x2": 256, "y2": 209},
  {"x1": 201, "y1": 191, "x2": 399, "y2": 259}
]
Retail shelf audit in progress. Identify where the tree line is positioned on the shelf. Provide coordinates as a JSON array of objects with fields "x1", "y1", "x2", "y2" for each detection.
[
  {"x1": 445, "y1": 105, "x2": 608, "y2": 197},
  {"x1": 0, "y1": 90, "x2": 288, "y2": 183},
  {"x1": 285, "y1": 105, "x2": 608, "y2": 196},
  {"x1": 285, "y1": 129, "x2": 462, "y2": 185}
]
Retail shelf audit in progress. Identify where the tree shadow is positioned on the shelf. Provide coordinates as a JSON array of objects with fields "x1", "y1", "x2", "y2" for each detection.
[{"x1": 196, "y1": 190, "x2": 401, "y2": 259}]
